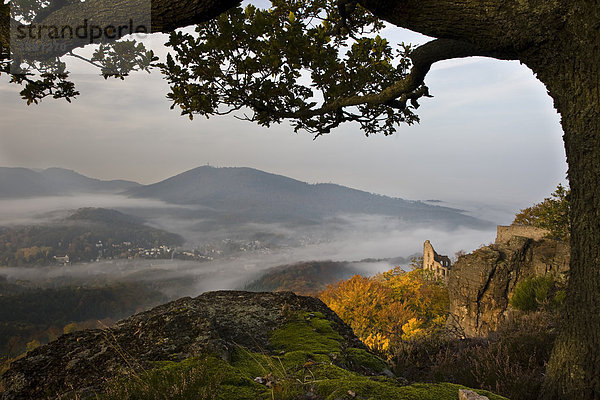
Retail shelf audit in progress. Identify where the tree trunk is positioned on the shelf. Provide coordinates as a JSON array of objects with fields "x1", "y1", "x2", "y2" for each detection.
[
  {"x1": 517, "y1": 4, "x2": 600, "y2": 397},
  {"x1": 534, "y1": 43, "x2": 600, "y2": 400},
  {"x1": 362, "y1": 2, "x2": 600, "y2": 397}
]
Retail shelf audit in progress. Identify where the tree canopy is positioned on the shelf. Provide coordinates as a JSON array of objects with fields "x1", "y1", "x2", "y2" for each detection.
[
  {"x1": 0, "y1": 0, "x2": 474, "y2": 136},
  {"x1": 161, "y1": 1, "x2": 422, "y2": 136}
]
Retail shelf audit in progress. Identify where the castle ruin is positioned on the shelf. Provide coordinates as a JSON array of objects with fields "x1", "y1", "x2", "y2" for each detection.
[
  {"x1": 422, "y1": 240, "x2": 451, "y2": 280},
  {"x1": 422, "y1": 225, "x2": 549, "y2": 283},
  {"x1": 495, "y1": 225, "x2": 550, "y2": 244}
]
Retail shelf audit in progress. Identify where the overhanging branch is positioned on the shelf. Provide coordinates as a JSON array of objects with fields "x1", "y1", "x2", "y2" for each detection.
[
  {"x1": 272, "y1": 39, "x2": 485, "y2": 120},
  {"x1": 217, "y1": 38, "x2": 485, "y2": 137}
]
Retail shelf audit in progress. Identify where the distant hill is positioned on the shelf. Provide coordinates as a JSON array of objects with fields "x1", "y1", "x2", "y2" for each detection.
[
  {"x1": 0, "y1": 165, "x2": 493, "y2": 232},
  {"x1": 67, "y1": 207, "x2": 144, "y2": 225},
  {"x1": 244, "y1": 261, "x2": 363, "y2": 296},
  {"x1": 126, "y1": 166, "x2": 491, "y2": 228},
  {"x1": 0, "y1": 167, "x2": 140, "y2": 198},
  {"x1": 244, "y1": 257, "x2": 410, "y2": 296}
]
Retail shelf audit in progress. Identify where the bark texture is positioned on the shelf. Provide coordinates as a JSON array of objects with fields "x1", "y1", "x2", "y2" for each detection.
[{"x1": 532, "y1": 9, "x2": 600, "y2": 398}]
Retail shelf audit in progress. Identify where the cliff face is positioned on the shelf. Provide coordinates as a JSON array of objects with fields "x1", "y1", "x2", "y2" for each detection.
[{"x1": 448, "y1": 237, "x2": 569, "y2": 337}]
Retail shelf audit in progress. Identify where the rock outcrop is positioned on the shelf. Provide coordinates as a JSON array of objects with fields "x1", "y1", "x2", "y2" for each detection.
[
  {"x1": 459, "y1": 389, "x2": 490, "y2": 400},
  {"x1": 448, "y1": 236, "x2": 569, "y2": 337},
  {"x1": 1, "y1": 291, "x2": 361, "y2": 400}
]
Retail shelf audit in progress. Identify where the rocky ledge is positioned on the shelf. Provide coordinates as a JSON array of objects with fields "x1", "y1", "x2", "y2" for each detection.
[{"x1": 1, "y1": 290, "x2": 505, "y2": 400}]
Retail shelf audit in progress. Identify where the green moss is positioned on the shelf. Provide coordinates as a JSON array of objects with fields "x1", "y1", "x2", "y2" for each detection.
[
  {"x1": 315, "y1": 381, "x2": 508, "y2": 400},
  {"x1": 230, "y1": 347, "x2": 284, "y2": 378},
  {"x1": 344, "y1": 347, "x2": 388, "y2": 373},
  {"x1": 101, "y1": 355, "x2": 269, "y2": 400},
  {"x1": 270, "y1": 311, "x2": 342, "y2": 354},
  {"x1": 310, "y1": 362, "x2": 358, "y2": 380},
  {"x1": 100, "y1": 310, "x2": 510, "y2": 400},
  {"x1": 283, "y1": 350, "x2": 331, "y2": 367},
  {"x1": 232, "y1": 348, "x2": 331, "y2": 373}
]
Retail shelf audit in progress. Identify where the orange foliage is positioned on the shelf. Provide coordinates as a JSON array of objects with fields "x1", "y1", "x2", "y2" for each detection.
[{"x1": 319, "y1": 267, "x2": 449, "y2": 355}]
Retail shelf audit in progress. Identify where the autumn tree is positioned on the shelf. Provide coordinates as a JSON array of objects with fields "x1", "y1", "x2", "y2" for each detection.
[
  {"x1": 0, "y1": 0, "x2": 599, "y2": 397},
  {"x1": 319, "y1": 268, "x2": 449, "y2": 355}
]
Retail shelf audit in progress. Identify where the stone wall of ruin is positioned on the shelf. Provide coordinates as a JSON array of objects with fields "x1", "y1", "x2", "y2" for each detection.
[{"x1": 496, "y1": 225, "x2": 549, "y2": 244}]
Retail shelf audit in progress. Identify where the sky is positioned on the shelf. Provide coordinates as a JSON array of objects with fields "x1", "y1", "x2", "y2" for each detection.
[{"x1": 0, "y1": 3, "x2": 568, "y2": 224}]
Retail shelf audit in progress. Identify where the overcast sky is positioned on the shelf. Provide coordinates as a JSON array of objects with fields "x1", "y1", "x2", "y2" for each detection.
[{"x1": 0, "y1": 5, "x2": 568, "y2": 224}]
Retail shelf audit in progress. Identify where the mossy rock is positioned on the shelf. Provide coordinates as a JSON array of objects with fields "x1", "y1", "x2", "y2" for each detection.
[
  {"x1": 101, "y1": 310, "x2": 508, "y2": 400},
  {"x1": 270, "y1": 311, "x2": 343, "y2": 353},
  {"x1": 2, "y1": 291, "x2": 509, "y2": 400},
  {"x1": 1, "y1": 291, "x2": 360, "y2": 399}
]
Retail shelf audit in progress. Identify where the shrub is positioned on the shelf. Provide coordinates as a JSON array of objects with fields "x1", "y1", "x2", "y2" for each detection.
[
  {"x1": 392, "y1": 311, "x2": 557, "y2": 400},
  {"x1": 509, "y1": 276, "x2": 564, "y2": 312}
]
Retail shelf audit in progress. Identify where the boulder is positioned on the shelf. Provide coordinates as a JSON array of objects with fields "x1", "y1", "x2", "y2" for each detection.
[{"x1": 459, "y1": 389, "x2": 490, "y2": 400}]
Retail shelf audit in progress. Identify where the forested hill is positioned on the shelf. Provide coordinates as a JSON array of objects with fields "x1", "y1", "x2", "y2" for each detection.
[
  {"x1": 0, "y1": 208, "x2": 183, "y2": 267},
  {"x1": 126, "y1": 166, "x2": 491, "y2": 228},
  {"x1": 0, "y1": 167, "x2": 139, "y2": 198},
  {"x1": 244, "y1": 257, "x2": 410, "y2": 296},
  {"x1": 244, "y1": 260, "x2": 364, "y2": 296}
]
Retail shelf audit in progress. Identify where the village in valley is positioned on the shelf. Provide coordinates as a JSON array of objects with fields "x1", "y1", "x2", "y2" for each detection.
[{"x1": 53, "y1": 238, "x2": 274, "y2": 266}]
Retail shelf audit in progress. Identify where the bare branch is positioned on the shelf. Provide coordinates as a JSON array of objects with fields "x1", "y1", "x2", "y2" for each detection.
[{"x1": 67, "y1": 51, "x2": 102, "y2": 69}]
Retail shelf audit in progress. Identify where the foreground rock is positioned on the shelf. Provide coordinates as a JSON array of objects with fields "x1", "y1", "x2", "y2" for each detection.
[
  {"x1": 1, "y1": 291, "x2": 349, "y2": 399},
  {"x1": 1, "y1": 291, "x2": 506, "y2": 400},
  {"x1": 459, "y1": 389, "x2": 490, "y2": 400}
]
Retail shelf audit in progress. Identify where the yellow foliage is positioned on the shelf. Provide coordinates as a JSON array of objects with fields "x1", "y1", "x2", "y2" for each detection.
[
  {"x1": 319, "y1": 267, "x2": 449, "y2": 356},
  {"x1": 401, "y1": 318, "x2": 425, "y2": 341},
  {"x1": 363, "y1": 332, "x2": 390, "y2": 353},
  {"x1": 319, "y1": 275, "x2": 394, "y2": 339}
]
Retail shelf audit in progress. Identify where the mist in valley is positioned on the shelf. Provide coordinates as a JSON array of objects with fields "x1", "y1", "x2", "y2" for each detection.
[
  {"x1": 0, "y1": 191, "x2": 498, "y2": 298},
  {"x1": 0, "y1": 172, "x2": 502, "y2": 355}
]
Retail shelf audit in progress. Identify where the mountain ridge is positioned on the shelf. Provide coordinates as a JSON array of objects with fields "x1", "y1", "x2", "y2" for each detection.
[
  {"x1": 125, "y1": 166, "x2": 490, "y2": 228},
  {"x1": 0, "y1": 167, "x2": 140, "y2": 198},
  {"x1": 0, "y1": 165, "x2": 493, "y2": 229}
]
